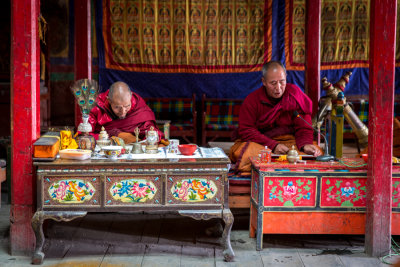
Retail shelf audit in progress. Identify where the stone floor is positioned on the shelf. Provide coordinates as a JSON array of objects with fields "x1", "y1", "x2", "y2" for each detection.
[{"x1": 0, "y1": 203, "x2": 399, "y2": 267}]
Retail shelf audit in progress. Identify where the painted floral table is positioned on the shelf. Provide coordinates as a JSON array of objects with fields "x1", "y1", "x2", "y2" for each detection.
[
  {"x1": 32, "y1": 156, "x2": 234, "y2": 264},
  {"x1": 249, "y1": 157, "x2": 400, "y2": 250}
]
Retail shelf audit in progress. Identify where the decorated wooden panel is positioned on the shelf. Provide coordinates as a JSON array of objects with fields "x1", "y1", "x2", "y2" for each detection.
[
  {"x1": 393, "y1": 178, "x2": 400, "y2": 208},
  {"x1": 285, "y1": 0, "x2": 370, "y2": 70},
  {"x1": 263, "y1": 176, "x2": 317, "y2": 207},
  {"x1": 251, "y1": 170, "x2": 259, "y2": 204},
  {"x1": 167, "y1": 175, "x2": 223, "y2": 205},
  {"x1": 102, "y1": 0, "x2": 272, "y2": 73},
  {"x1": 43, "y1": 176, "x2": 101, "y2": 206},
  {"x1": 320, "y1": 177, "x2": 367, "y2": 208},
  {"x1": 105, "y1": 175, "x2": 162, "y2": 205}
]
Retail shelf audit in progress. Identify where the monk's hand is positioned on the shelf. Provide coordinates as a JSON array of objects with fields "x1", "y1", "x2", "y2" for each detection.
[
  {"x1": 117, "y1": 132, "x2": 136, "y2": 144},
  {"x1": 303, "y1": 144, "x2": 322, "y2": 157},
  {"x1": 273, "y1": 144, "x2": 289, "y2": 155},
  {"x1": 160, "y1": 139, "x2": 170, "y2": 146}
]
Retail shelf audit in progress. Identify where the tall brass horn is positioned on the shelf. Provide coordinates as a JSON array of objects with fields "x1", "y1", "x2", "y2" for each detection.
[{"x1": 313, "y1": 72, "x2": 369, "y2": 149}]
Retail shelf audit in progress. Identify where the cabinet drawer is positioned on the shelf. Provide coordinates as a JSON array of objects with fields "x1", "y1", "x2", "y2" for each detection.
[
  {"x1": 105, "y1": 175, "x2": 163, "y2": 206},
  {"x1": 42, "y1": 175, "x2": 101, "y2": 207},
  {"x1": 166, "y1": 175, "x2": 224, "y2": 205},
  {"x1": 262, "y1": 176, "x2": 317, "y2": 207}
]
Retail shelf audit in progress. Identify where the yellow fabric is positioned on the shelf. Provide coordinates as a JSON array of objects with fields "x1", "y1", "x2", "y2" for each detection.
[
  {"x1": 60, "y1": 130, "x2": 78, "y2": 150},
  {"x1": 229, "y1": 140, "x2": 264, "y2": 174}
]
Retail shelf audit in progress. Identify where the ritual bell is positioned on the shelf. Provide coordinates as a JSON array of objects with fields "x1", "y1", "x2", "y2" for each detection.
[{"x1": 131, "y1": 127, "x2": 144, "y2": 154}]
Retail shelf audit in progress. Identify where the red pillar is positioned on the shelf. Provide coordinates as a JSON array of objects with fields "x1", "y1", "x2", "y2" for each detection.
[
  {"x1": 74, "y1": 0, "x2": 92, "y2": 126},
  {"x1": 365, "y1": 0, "x2": 397, "y2": 257},
  {"x1": 304, "y1": 0, "x2": 321, "y2": 118},
  {"x1": 10, "y1": 0, "x2": 40, "y2": 255}
]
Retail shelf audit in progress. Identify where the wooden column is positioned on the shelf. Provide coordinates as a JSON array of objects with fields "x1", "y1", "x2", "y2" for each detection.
[
  {"x1": 10, "y1": 0, "x2": 40, "y2": 255},
  {"x1": 74, "y1": 0, "x2": 92, "y2": 126},
  {"x1": 304, "y1": 0, "x2": 321, "y2": 118},
  {"x1": 365, "y1": 0, "x2": 397, "y2": 257}
]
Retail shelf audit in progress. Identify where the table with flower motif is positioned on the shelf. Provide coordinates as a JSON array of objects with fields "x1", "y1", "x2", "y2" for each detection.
[
  {"x1": 32, "y1": 157, "x2": 234, "y2": 264},
  {"x1": 249, "y1": 157, "x2": 400, "y2": 250}
]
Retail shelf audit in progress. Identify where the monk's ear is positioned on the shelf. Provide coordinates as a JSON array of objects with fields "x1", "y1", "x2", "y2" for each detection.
[{"x1": 261, "y1": 77, "x2": 267, "y2": 86}]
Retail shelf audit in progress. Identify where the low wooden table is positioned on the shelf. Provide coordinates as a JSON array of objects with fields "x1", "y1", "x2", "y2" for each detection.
[
  {"x1": 249, "y1": 157, "x2": 400, "y2": 250},
  {"x1": 32, "y1": 156, "x2": 234, "y2": 264}
]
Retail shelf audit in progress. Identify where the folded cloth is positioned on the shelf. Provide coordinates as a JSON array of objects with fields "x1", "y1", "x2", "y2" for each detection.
[
  {"x1": 117, "y1": 132, "x2": 136, "y2": 144},
  {"x1": 60, "y1": 130, "x2": 78, "y2": 150}
]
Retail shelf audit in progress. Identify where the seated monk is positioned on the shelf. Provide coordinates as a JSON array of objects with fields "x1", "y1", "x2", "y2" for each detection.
[
  {"x1": 229, "y1": 61, "x2": 322, "y2": 175},
  {"x1": 89, "y1": 81, "x2": 164, "y2": 144}
]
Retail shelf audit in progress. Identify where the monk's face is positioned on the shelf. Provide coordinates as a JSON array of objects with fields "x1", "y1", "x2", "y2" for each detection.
[
  {"x1": 262, "y1": 66, "x2": 287, "y2": 99},
  {"x1": 108, "y1": 93, "x2": 132, "y2": 119}
]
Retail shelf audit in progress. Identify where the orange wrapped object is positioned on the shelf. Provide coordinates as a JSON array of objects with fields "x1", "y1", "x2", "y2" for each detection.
[{"x1": 33, "y1": 132, "x2": 60, "y2": 158}]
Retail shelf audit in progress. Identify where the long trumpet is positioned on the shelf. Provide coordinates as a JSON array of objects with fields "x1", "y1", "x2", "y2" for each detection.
[{"x1": 313, "y1": 72, "x2": 368, "y2": 149}]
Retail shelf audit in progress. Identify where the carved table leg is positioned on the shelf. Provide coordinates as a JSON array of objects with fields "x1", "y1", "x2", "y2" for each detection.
[
  {"x1": 31, "y1": 211, "x2": 46, "y2": 265},
  {"x1": 222, "y1": 209, "x2": 235, "y2": 262},
  {"x1": 256, "y1": 205, "x2": 264, "y2": 251},
  {"x1": 31, "y1": 211, "x2": 87, "y2": 265},
  {"x1": 179, "y1": 209, "x2": 235, "y2": 262}
]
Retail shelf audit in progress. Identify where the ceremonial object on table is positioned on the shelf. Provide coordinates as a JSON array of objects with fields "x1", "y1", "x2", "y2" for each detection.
[
  {"x1": 131, "y1": 127, "x2": 144, "y2": 154},
  {"x1": 70, "y1": 79, "x2": 98, "y2": 151},
  {"x1": 287, "y1": 146, "x2": 299, "y2": 163},
  {"x1": 145, "y1": 126, "x2": 159, "y2": 154},
  {"x1": 164, "y1": 122, "x2": 170, "y2": 140},
  {"x1": 110, "y1": 136, "x2": 125, "y2": 147},
  {"x1": 59, "y1": 149, "x2": 92, "y2": 160},
  {"x1": 96, "y1": 126, "x2": 111, "y2": 149},
  {"x1": 33, "y1": 132, "x2": 60, "y2": 159}
]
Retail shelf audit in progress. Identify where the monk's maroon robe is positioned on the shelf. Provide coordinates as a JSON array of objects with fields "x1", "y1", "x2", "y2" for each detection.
[
  {"x1": 89, "y1": 90, "x2": 164, "y2": 140},
  {"x1": 238, "y1": 83, "x2": 314, "y2": 150}
]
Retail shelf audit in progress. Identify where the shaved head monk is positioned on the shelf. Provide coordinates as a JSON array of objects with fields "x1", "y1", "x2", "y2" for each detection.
[
  {"x1": 229, "y1": 61, "x2": 322, "y2": 174},
  {"x1": 89, "y1": 81, "x2": 164, "y2": 143}
]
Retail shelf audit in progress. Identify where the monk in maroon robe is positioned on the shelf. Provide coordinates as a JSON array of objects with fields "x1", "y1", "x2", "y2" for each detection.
[
  {"x1": 89, "y1": 81, "x2": 164, "y2": 143},
  {"x1": 229, "y1": 61, "x2": 322, "y2": 174}
]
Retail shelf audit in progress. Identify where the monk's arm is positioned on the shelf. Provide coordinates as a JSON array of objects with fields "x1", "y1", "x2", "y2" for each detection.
[
  {"x1": 238, "y1": 99, "x2": 278, "y2": 149},
  {"x1": 88, "y1": 109, "x2": 102, "y2": 139},
  {"x1": 88, "y1": 108, "x2": 122, "y2": 138},
  {"x1": 293, "y1": 112, "x2": 314, "y2": 149}
]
